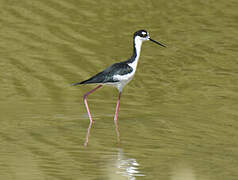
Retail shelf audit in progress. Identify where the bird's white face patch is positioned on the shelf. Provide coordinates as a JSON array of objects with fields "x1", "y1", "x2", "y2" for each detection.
[{"x1": 142, "y1": 31, "x2": 146, "y2": 35}]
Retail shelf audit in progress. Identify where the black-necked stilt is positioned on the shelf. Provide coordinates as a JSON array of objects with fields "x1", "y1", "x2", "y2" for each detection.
[{"x1": 73, "y1": 30, "x2": 166, "y2": 123}]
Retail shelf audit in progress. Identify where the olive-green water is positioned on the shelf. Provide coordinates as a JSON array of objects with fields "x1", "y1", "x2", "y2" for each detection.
[{"x1": 1, "y1": 0, "x2": 238, "y2": 179}]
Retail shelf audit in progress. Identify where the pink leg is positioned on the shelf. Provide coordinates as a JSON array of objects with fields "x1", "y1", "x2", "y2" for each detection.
[
  {"x1": 114, "y1": 92, "x2": 121, "y2": 121},
  {"x1": 83, "y1": 85, "x2": 102, "y2": 123}
]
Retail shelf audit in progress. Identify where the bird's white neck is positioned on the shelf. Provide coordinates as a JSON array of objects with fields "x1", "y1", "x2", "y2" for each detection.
[
  {"x1": 134, "y1": 36, "x2": 143, "y2": 57},
  {"x1": 128, "y1": 36, "x2": 143, "y2": 69}
]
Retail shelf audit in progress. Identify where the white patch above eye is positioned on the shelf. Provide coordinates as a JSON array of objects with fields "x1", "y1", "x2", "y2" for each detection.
[{"x1": 142, "y1": 32, "x2": 146, "y2": 35}]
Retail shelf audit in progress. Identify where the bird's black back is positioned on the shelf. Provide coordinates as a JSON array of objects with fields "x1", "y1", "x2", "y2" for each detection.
[{"x1": 72, "y1": 62, "x2": 133, "y2": 85}]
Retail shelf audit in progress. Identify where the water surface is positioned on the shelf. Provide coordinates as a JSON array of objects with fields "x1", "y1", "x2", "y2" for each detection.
[{"x1": 1, "y1": 0, "x2": 238, "y2": 179}]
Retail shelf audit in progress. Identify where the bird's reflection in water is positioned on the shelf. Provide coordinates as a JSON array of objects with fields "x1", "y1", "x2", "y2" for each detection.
[
  {"x1": 115, "y1": 148, "x2": 145, "y2": 180},
  {"x1": 114, "y1": 119, "x2": 120, "y2": 146},
  {"x1": 84, "y1": 119, "x2": 120, "y2": 147},
  {"x1": 84, "y1": 121, "x2": 93, "y2": 147},
  {"x1": 84, "y1": 120, "x2": 144, "y2": 179}
]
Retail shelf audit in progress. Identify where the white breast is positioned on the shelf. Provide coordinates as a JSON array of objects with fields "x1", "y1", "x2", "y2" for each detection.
[{"x1": 112, "y1": 71, "x2": 135, "y2": 92}]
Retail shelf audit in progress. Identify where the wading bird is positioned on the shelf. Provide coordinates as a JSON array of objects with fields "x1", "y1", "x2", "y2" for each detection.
[{"x1": 73, "y1": 30, "x2": 166, "y2": 123}]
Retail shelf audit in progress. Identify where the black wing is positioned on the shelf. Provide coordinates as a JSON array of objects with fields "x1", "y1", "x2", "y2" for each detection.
[{"x1": 72, "y1": 62, "x2": 133, "y2": 85}]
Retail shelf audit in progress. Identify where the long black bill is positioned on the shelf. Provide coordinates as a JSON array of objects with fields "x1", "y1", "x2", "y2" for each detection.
[{"x1": 149, "y1": 38, "x2": 166, "y2": 47}]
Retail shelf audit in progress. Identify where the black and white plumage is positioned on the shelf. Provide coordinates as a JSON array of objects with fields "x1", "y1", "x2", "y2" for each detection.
[
  {"x1": 73, "y1": 30, "x2": 166, "y2": 123},
  {"x1": 72, "y1": 62, "x2": 133, "y2": 92}
]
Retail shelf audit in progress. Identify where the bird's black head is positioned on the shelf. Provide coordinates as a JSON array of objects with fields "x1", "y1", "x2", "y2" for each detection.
[
  {"x1": 133, "y1": 29, "x2": 166, "y2": 47},
  {"x1": 134, "y1": 30, "x2": 149, "y2": 39}
]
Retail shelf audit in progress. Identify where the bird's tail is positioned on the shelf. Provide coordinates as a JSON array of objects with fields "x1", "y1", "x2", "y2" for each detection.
[
  {"x1": 71, "y1": 78, "x2": 93, "y2": 86},
  {"x1": 71, "y1": 82, "x2": 82, "y2": 86}
]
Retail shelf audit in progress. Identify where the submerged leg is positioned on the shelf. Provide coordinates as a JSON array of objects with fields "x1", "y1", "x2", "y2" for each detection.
[
  {"x1": 114, "y1": 92, "x2": 122, "y2": 121},
  {"x1": 114, "y1": 118, "x2": 120, "y2": 146},
  {"x1": 83, "y1": 85, "x2": 102, "y2": 123}
]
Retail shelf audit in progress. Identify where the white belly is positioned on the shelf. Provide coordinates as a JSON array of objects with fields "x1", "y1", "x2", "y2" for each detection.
[{"x1": 110, "y1": 71, "x2": 136, "y2": 92}]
